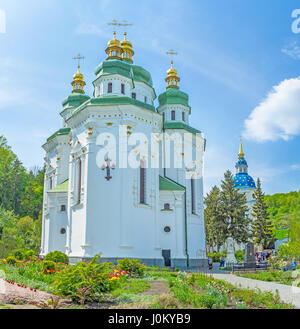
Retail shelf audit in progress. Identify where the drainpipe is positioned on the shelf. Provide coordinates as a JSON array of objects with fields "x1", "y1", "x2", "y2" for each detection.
[{"x1": 162, "y1": 124, "x2": 189, "y2": 268}]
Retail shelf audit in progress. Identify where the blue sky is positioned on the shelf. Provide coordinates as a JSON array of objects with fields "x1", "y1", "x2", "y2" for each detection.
[{"x1": 1, "y1": 0, "x2": 300, "y2": 196}]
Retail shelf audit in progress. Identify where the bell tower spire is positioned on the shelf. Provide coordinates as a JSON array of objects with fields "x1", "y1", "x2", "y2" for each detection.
[
  {"x1": 238, "y1": 138, "x2": 245, "y2": 159},
  {"x1": 71, "y1": 53, "x2": 86, "y2": 94},
  {"x1": 165, "y1": 50, "x2": 180, "y2": 89}
]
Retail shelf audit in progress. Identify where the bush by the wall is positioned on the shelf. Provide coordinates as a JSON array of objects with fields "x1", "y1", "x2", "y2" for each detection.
[
  {"x1": 117, "y1": 258, "x2": 145, "y2": 278},
  {"x1": 45, "y1": 251, "x2": 69, "y2": 264}
]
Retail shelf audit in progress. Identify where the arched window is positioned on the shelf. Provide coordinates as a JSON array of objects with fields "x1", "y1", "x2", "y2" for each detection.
[
  {"x1": 171, "y1": 110, "x2": 175, "y2": 120},
  {"x1": 140, "y1": 159, "x2": 146, "y2": 204},
  {"x1": 182, "y1": 112, "x2": 185, "y2": 121},
  {"x1": 108, "y1": 82, "x2": 112, "y2": 93},
  {"x1": 115, "y1": 51, "x2": 118, "y2": 56},
  {"x1": 49, "y1": 177, "x2": 53, "y2": 190},
  {"x1": 191, "y1": 177, "x2": 195, "y2": 214},
  {"x1": 121, "y1": 83, "x2": 125, "y2": 94},
  {"x1": 77, "y1": 158, "x2": 82, "y2": 204},
  {"x1": 132, "y1": 92, "x2": 136, "y2": 99}
]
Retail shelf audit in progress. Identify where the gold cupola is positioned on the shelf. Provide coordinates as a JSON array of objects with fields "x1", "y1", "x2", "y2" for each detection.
[
  {"x1": 165, "y1": 60, "x2": 180, "y2": 89},
  {"x1": 238, "y1": 139, "x2": 245, "y2": 159},
  {"x1": 121, "y1": 32, "x2": 134, "y2": 63},
  {"x1": 105, "y1": 32, "x2": 123, "y2": 60},
  {"x1": 71, "y1": 64, "x2": 86, "y2": 94}
]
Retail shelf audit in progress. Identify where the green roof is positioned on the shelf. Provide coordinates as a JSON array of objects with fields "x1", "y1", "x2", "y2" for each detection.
[
  {"x1": 94, "y1": 59, "x2": 154, "y2": 89},
  {"x1": 164, "y1": 122, "x2": 201, "y2": 134},
  {"x1": 69, "y1": 95, "x2": 156, "y2": 119},
  {"x1": 158, "y1": 87, "x2": 190, "y2": 109},
  {"x1": 159, "y1": 176, "x2": 185, "y2": 191},
  {"x1": 47, "y1": 128, "x2": 71, "y2": 142},
  {"x1": 48, "y1": 179, "x2": 69, "y2": 193},
  {"x1": 62, "y1": 93, "x2": 90, "y2": 109}
]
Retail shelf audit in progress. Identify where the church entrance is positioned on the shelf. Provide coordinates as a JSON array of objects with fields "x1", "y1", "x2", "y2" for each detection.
[{"x1": 162, "y1": 249, "x2": 171, "y2": 267}]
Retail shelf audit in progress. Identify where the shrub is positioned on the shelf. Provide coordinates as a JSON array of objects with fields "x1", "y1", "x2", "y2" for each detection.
[
  {"x1": 41, "y1": 260, "x2": 56, "y2": 274},
  {"x1": 23, "y1": 250, "x2": 37, "y2": 260},
  {"x1": 194, "y1": 294, "x2": 217, "y2": 309},
  {"x1": 117, "y1": 258, "x2": 144, "y2": 278},
  {"x1": 45, "y1": 251, "x2": 69, "y2": 264},
  {"x1": 150, "y1": 294, "x2": 181, "y2": 309},
  {"x1": 53, "y1": 254, "x2": 112, "y2": 304},
  {"x1": 207, "y1": 252, "x2": 226, "y2": 263},
  {"x1": 234, "y1": 250, "x2": 245, "y2": 263},
  {"x1": 6, "y1": 256, "x2": 17, "y2": 265},
  {"x1": 13, "y1": 250, "x2": 24, "y2": 260}
]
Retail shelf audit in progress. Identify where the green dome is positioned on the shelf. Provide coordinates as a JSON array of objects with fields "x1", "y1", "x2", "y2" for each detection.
[
  {"x1": 62, "y1": 92, "x2": 90, "y2": 109},
  {"x1": 94, "y1": 59, "x2": 153, "y2": 87},
  {"x1": 158, "y1": 87, "x2": 190, "y2": 109}
]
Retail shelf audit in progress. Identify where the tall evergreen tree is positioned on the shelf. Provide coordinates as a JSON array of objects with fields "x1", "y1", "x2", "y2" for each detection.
[
  {"x1": 251, "y1": 178, "x2": 274, "y2": 248},
  {"x1": 204, "y1": 186, "x2": 226, "y2": 252},
  {"x1": 220, "y1": 170, "x2": 250, "y2": 245}
]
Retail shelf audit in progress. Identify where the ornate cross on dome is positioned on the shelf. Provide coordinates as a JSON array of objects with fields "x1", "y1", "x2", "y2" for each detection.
[
  {"x1": 101, "y1": 157, "x2": 116, "y2": 181},
  {"x1": 73, "y1": 53, "x2": 85, "y2": 70},
  {"x1": 166, "y1": 49, "x2": 178, "y2": 63},
  {"x1": 108, "y1": 20, "x2": 133, "y2": 31}
]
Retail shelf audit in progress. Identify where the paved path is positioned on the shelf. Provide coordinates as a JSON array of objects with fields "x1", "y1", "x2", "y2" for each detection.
[{"x1": 212, "y1": 273, "x2": 300, "y2": 308}]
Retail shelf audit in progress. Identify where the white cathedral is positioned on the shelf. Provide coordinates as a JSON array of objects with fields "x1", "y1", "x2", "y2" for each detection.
[{"x1": 40, "y1": 32, "x2": 206, "y2": 268}]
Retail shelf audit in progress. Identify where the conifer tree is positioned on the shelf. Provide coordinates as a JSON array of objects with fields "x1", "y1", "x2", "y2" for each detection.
[
  {"x1": 220, "y1": 170, "x2": 250, "y2": 245},
  {"x1": 204, "y1": 186, "x2": 227, "y2": 252},
  {"x1": 251, "y1": 178, "x2": 274, "y2": 248}
]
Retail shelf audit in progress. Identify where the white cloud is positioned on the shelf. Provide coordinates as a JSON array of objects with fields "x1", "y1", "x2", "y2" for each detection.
[
  {"x1": 282, "y1": 41, "x2": 300, "y2": 60},
  {"x1": 290, "y1": 164, "x2": 300, "y2": 171},
  {"x1": 243, "y1": 77, "x2": 300, "y2": 142}
]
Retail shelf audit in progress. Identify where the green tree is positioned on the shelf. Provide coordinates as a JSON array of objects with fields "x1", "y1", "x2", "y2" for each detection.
[
  {"x1": 21, "y1": 167, "x2": 45, "y2": 219},
  {"x1": 220, "y1": 170, "x2": 250, "y2": 245},
  {"x1": 204, "y1": 186, "x2": 226, "y2": 252},
  {"x1": 0, "y1": 136, "x2": 44, "y2": 219},
  {"x1": 251, "y1": 178, "x2": 275, "y2": 249}
]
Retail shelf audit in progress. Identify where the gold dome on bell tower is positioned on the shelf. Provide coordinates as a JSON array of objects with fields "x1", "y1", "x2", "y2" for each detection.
[
  {"x1": 121, "y1": 32, "x2": 134, "y2": 63},
  {"x1": 105, "y1": 32, "x2": 123, "y2": 60},
  {"x1": 71, "y1": 54, "x2": 86, "y2": 94},
  {"x1": 165, "y1": 60, "x2": 180, "y2": 89}
]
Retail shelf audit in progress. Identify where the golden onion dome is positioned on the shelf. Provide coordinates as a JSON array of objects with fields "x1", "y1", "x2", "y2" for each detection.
[
  {"x1": 121, "y1": 32, "x2": 132, "y2": 49},
  {"x1": 73, "y1": 69, "x2": 84, "y2": 80},
  {"x1": 167, "y1": 61, "x2": 178, "y2": 76},
  {"x1": 107, "y1": 31, "x2": 121, "y2": 47}
]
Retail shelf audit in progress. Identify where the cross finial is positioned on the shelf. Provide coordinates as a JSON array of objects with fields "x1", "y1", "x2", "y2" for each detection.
[
  {"x1": 73, "y1": 53, "x2": 85, "y2": 70},
  {"x1": 166, "y1": 49, "x2": 178, "y2": 64},
  {"x1": 108, "y1": 20, "x2": 133, "y2": 31}
]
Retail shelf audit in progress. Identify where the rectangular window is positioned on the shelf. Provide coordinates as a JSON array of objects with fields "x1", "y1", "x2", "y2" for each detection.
[
  {"x1": 182, "y1": 112, "x2": 185, "y2": 121},
  {"x1": 132, "y1": 92, "x2": 136, "y2": 99},
  {"x1": 49, "y1": 177, "x2": 53, "y2": 190},
  {"x1": 144, "y1": 96, "x2": 147, "y2": 103},
  {"x1": 108, "y1": 82, "x2": 112, "y2": 93},
  {"x1": 121, "y1": 83, "x2": 125, "y2": 94},
  {"x1": 191, "y1": 178, "x2": 195, "y2": 214},
  {"x1": 171, "y1": 110, "x2": 175, "y2": 120},
  {"x1": 61, "y1": 205, "x2": 66, "y2": 212},
  {"x1": 140, "y1": 160, "x2": 146, "y2": 204}
]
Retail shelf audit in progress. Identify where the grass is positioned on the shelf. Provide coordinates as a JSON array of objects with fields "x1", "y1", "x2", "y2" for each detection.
[
  {"x1": 237, "y1": 270, "x2": 300, "y2": 286},
  {"x1": 0, "y1": 259, "x2": 295, "y2": 309},
  {"x1": 0, "y1": 303, "x2": 12, "y2": 309},
  {"x1": 110, "y1": 279, "x2": 150, "y2": 297},
  {"x1": 0, "y1": 263, "x2": 55, "y2": 293}
]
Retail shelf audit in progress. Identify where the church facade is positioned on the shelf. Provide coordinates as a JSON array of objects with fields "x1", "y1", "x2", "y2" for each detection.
[{"x1": 40, "y1": 32, "x2": 206, "y2": 268}]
